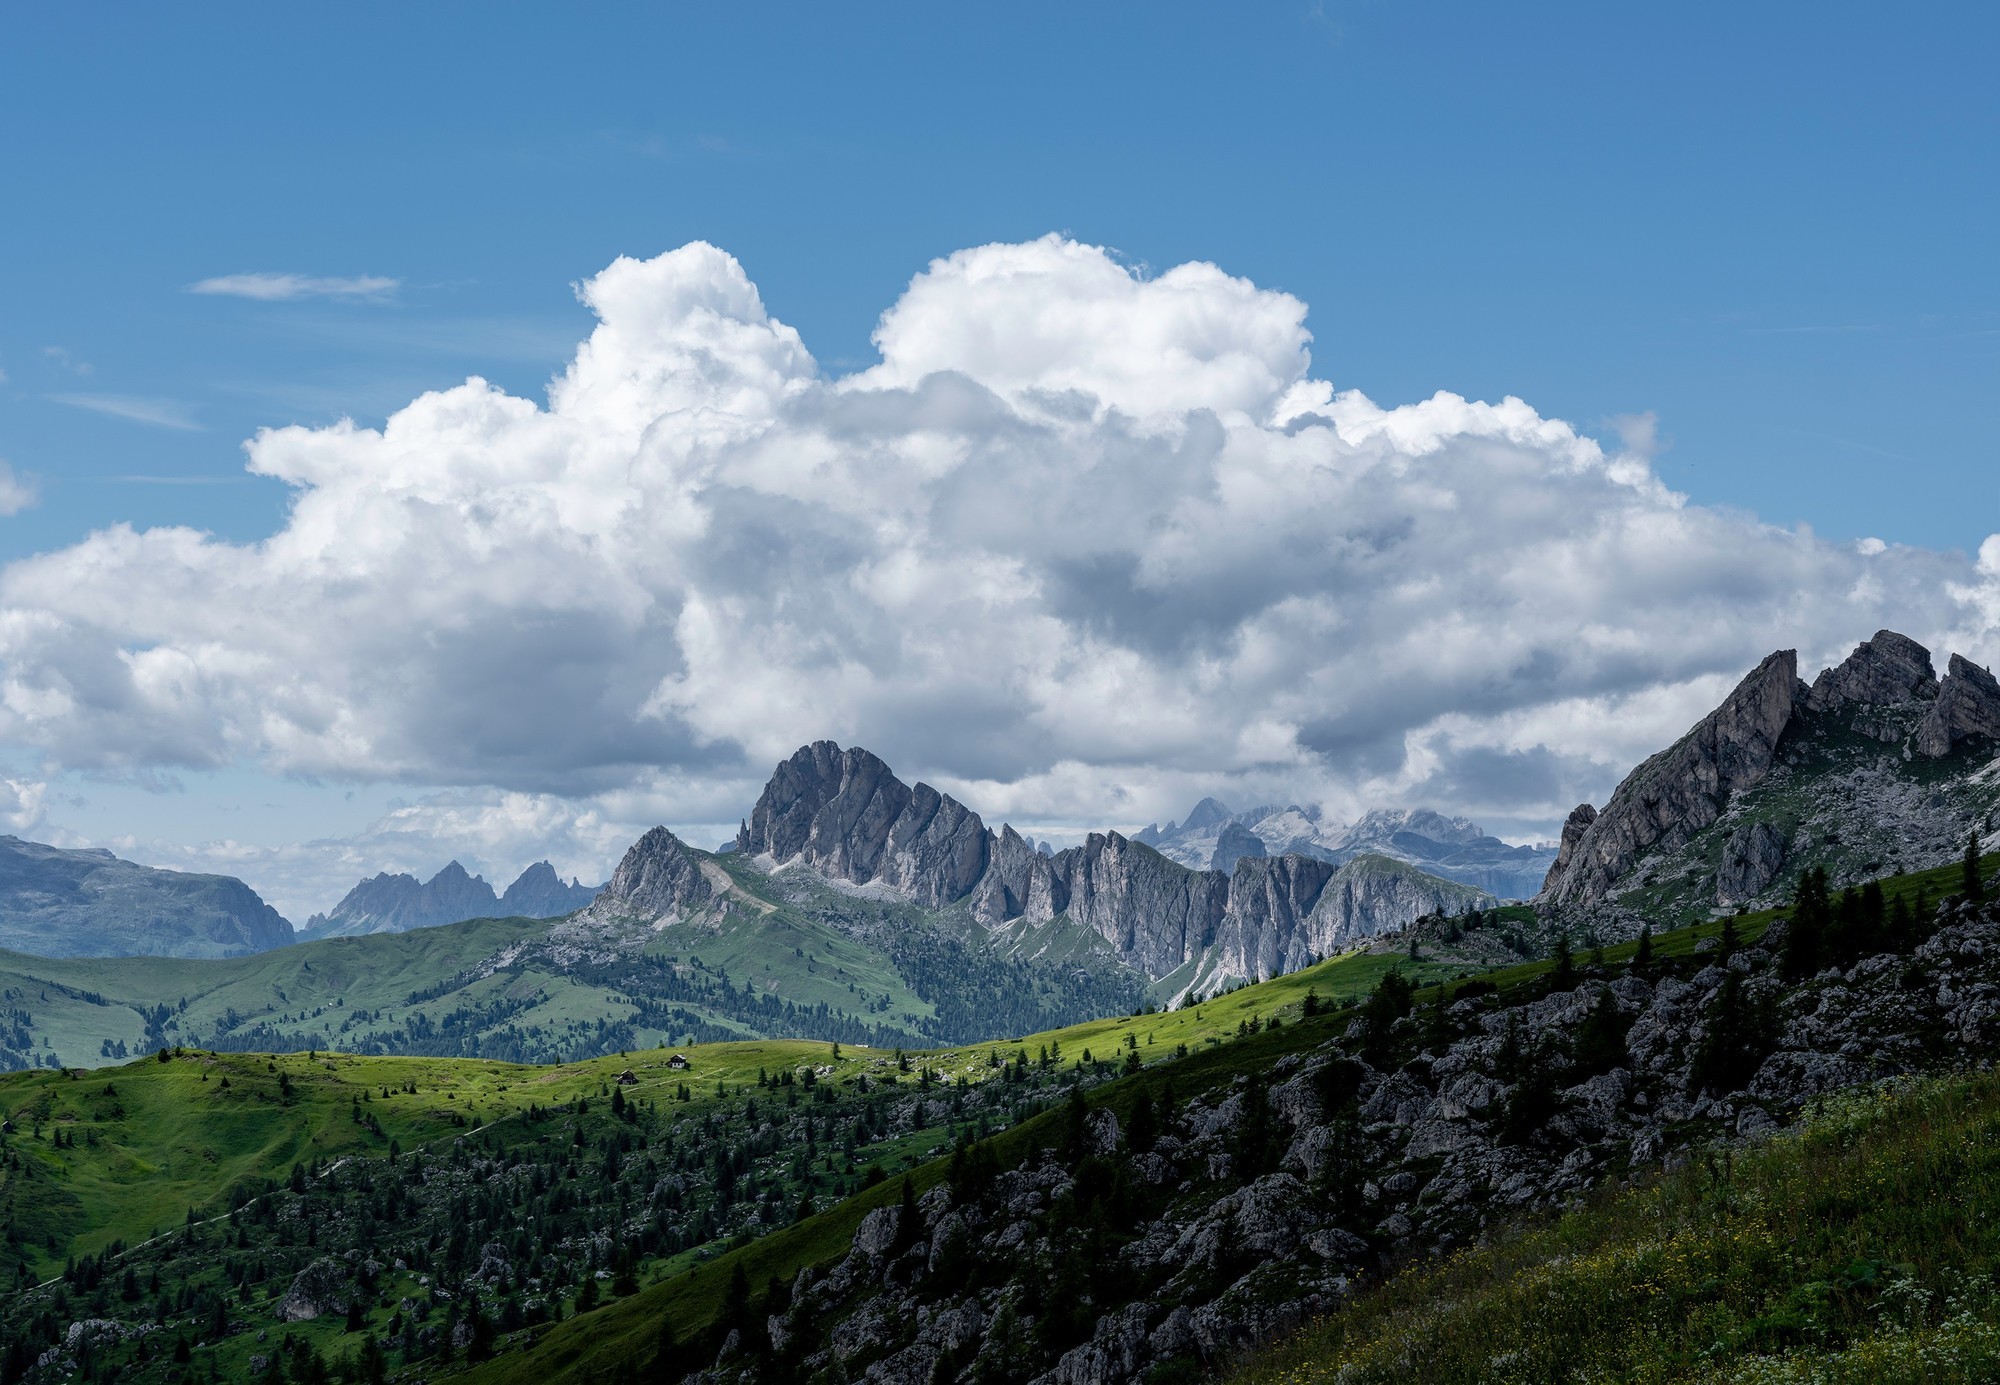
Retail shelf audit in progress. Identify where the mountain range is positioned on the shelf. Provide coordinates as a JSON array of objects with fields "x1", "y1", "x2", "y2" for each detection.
[
  {"x1": 299, "y1": 859, "x2": 600, "y2": 939},
  {"x1": 1134, "y1": 800, "x2": 1558, "y2": 899}
]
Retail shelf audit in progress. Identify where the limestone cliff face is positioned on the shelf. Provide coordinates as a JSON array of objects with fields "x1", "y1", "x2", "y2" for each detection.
[
  {"x1": 581, "y1": 826, "x2": 713, "y2": 925},
  {"x1": 1041, "y1": 833, "x2": 1231, "y2": 977},
  {"x1": 1540, "y1": 650, "x2": 1803, "y2": 907},
  {"x1": 1211, "y1": 854, "x2": 1338, "y2": 980},
  {"x1": 1916, "y1": 655, "x2": 2000, "y2": 758},
  {"x1": 737, "y1": 742, "x2": 989, "y2": 908}
]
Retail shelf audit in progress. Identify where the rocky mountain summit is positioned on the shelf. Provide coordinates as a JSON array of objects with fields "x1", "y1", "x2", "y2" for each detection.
[
  {"x1": 301, "y1": 859, "x2": 600, "y2": 939},
  {"x1": 1540, "y1": 631, "x2": 2000, "y2": 921},
  {"x1": 1137, "y1": 802, "x2": 1556, "y2": 900},
  {"x1": 0, "y1": 836, "x2": 293, "y2": 959},
  {"x1": 574, "y1": 826, "x2": 717, "y2": 928},
  {"x1": 735, "y1": 743, "x2": 1487, "y2": 990}
]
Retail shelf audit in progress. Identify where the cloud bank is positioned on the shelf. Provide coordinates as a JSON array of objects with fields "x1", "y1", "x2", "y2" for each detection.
[{"x1": 5, "y1": 237, "x2": 1998, "y2": 889}]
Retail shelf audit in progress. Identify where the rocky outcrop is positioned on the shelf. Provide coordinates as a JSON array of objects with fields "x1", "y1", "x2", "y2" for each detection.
[
  {"x1": 1916, "y1": 654, "x2": 2000, "y2": 758},
  {"x1": 1540, "y1": 650, "x2": 1803, "y2": 907},
  {"x1": 1806, "y1": 629, "x2": 1938, "y2": 712},
  {"x1": 1537, "y1": 633, "x2": 2000, "y2": 914},
  {"x1": 737, "y1": 742, "x2": 989, "y2": 909},
  {"x1": 1210, "y1": 855, "x2": 1336, "y2": 980},
  {"x1": 581, "y1": 827, "x2": 714, "y2": 925},
  {"x1": 1717, "y1": 820, "x2": 1789, "y2": 905},
  {"x1": 278, "y1": 1257, "x2": 353, "y2": 1322},
  {"x1": 1302, "y1": 855, "x2": 1487, "y2": 956}
]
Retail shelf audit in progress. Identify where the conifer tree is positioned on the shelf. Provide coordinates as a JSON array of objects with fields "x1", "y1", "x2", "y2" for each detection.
[
  {"x1": 1966, "y1": 830, "x2": 1986, "y2": 903},
  {"x1": 1781, "y1": 867, "x2": 1831, "y2": 981},
  {"x1": 1630, "y1": 923, "x2": 1654, "y2": 976}
]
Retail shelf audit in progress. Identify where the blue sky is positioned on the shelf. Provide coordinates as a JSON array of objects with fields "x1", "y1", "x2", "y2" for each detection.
[{"x1": 0, "y1": 4, "x2": 1995, "y2": 916}]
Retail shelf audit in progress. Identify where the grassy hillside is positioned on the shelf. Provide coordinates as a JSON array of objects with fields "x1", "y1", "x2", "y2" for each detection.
[
  {"x1": 1236, "y1": 1066, "x2": 2000, "y2": 1384},
  {"x1": 0, "y1": 845, "x2": 1166, "y2": 1071}
]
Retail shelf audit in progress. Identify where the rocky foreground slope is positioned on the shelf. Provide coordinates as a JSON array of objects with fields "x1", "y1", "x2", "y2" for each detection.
[
  {"x1": 698, "y1": 872, "x2": 2000, "y2": 1385},
  {"x1": 1540, "y1": 631, "x2": 2000, "y2": 922}
]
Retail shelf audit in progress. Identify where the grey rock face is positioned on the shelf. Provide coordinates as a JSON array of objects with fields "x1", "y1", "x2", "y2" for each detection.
[
  {"x1": 583, "y1": 827, "x2": 714, "y2": 924},
  {"x1": 1540, "y1": 650, "x2": 1802, "y2": 907},
  {"x1": 1209, "y1": 855, "x2": 1336, "y2": 981},
  {"x1": 737, "y1": 742, "x2": 989, "y2": 908},
  {"x1": 1717, "y1": 820, "x2": 1789, "y2": 905},
  {"x1": 1806, "y1": 629, "x2": 1938, "y2": 712},
  {"x1": 1916, "y1": 655, "x2": 2000, "y2": 758},
  {"x1": 1041, "y1": 834, "x2": 1231, "y2": 978}
]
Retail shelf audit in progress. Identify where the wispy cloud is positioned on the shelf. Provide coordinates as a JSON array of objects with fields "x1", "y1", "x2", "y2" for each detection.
[
  {"x1": 50, "y1": 393, "x2": 203, "y2": 431},
  {"x1": 187, "y1": 272, "x2": 400, "y2": 302},
  {"x1": 102, "y1": 474, "x2": 254, "y2": 486},
  {"x1": 0, "y1": 461, "x2": 38, "y2": 516}
]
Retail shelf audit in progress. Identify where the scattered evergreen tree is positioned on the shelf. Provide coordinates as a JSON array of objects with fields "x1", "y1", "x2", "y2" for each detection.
[
  {"x1": 1781, "y1": 867, "x2": 1832, "y2": 981},
  {"x1": 1966, "y1": 830, "x2": 1986, "y2": 903},
  {"x1": 1630, "y1": 923, "x2": 1654, "y2": 976},
  {"x1": 1570, "y1": 986, "x2": 1630, "y2": 1079},
  {"x1": 1691, "y1": 970, "x2": 1774, "y2": 1095}
]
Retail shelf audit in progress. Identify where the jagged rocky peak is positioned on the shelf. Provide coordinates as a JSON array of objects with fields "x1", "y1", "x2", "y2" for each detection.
[
  {"x1": 498, "y1": 861, "x2": 600, "y2": 918},
  {"x1": 736, "y1": 741, "x2": 991, "y2": 908},
  {"x1": 1178, "y1": 797, "x2": 1234, "y2": 832},
  {"x1": 1917, "y1": 654, "x2": 2000, "y2": 758},
  {"x1": 1539, "y1": 648, "x2": 1801, "y2": 908},
  {"x1": 1209, "y1": 820, "x2": 1267, "y2": 874},
  {"x1": 1806, "y1": 628, "x2": 1939, "y2": 711},
  {"x1": 587, "y1": 826, "x2": 713, "y2": 923}
]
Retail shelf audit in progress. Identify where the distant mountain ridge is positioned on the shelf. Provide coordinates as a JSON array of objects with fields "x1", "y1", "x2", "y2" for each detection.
[
  {"x1": 300, "y1": 859, "x2": 600, "y2": 939},
  {"x1": 0, "y1": 836, "x2": 293, "y2": 958},
  {"x1": 1135, "y1": 799, "x2": 1556, "y2": 900},
  {"x1": 733, "y1": 741, "x2": 1490, "y2": 990}
]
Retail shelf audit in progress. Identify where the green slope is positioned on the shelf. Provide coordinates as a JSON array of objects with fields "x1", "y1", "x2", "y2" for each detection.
[{"x1": 0, "y1": 846, "x2": 1164, "y2": 1071}]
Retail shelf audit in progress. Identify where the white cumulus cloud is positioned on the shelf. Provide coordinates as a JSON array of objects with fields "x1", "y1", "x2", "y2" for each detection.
[
  {"x1": 186, "y1": 272, "x2": 400, "y2": 301},
  {"x1": 3, "y1": 237, "x2": 1998, "y2": 857}
]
